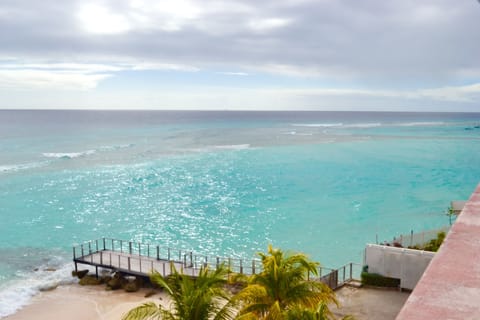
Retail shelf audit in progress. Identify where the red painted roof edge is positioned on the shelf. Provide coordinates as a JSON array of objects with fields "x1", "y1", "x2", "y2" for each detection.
[{"x1": 396, "y1": 183, "x2": 480, "y2": 320}]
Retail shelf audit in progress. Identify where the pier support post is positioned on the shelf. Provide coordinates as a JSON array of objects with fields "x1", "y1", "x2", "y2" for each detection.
[
  {"x1": 252, "y1": 260, "x2": 255, "y2": 274},
  {"x1": 129, "y1": 242, "x2": 132, "y2": 254},
  {"x1": 156, "y1": 246, "x2": 160, "y2": 260},
  {"x1": 74, "y1": 262, "x2": 78, "y2": 273},
  {"x1": 332, "y1": 270, "x2": 338, "y2": 290},
  {"x1": 103, "y1": 237, "x2": 106, "y2": 250},
  {"x1": 95, "y1": 266, "x2": 98, "y2": 279},
  {"x1": 240, "y1": 259, "x2": 243, "y2": 274}
]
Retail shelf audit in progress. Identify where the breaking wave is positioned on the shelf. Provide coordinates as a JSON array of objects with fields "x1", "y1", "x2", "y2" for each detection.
[
  {"x1": 0, "y1": 162, "x2": 46, "y2": 174},
  {"x1": 291, "y1": 123, "x2": 343, "y2": 128},
  {"x1": 214, "y1": 144, "x2": 251, "y2": 150},
  {"x1": 0, "y1": 254, "x2": 75, "y2": 318},
  {"x1": 42, "y1": 150, "x2": 96, "y2": 159},
  {"x1": 395, "y1": 121, "x2": 445, "y2": 127}
]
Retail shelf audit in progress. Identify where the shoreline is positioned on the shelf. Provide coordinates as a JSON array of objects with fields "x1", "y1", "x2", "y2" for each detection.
[
  {"x1": 4, "y1": 283, "x2": 168, "y2": 320},
  {"x1": 2, "y1": 281, "x2": 410, "y2": 320}
]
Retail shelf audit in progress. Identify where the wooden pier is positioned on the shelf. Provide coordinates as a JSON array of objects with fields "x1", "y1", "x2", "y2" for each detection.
[
  {"x1": 73, "y1": 238, "x2": 360, "y2": 289},
  {"x1": 73, "y1": 238, "x2": 261, "y2": 279}
]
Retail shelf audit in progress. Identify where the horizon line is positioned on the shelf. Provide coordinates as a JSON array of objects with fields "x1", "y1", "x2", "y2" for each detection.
[{"x1": 1, "y1": 108, "x2": 479, "y2": 114}]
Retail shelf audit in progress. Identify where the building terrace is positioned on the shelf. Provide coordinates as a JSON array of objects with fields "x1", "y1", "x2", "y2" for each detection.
[{"x1": 396, "y1": 183, "x2": 480, "y2": 319}]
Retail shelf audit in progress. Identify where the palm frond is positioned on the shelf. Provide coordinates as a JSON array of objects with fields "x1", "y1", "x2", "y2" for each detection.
[
  {"x1": 236, "y1": 245, "x2": 339, "y2": 319},
  {"x1": 122, "y1": 302, "x2": 170, "y2": 320}
]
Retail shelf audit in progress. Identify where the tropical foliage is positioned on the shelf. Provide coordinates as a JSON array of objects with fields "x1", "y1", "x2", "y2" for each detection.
[
  {"x1": 234, "y1": 245, "x2": 338, "y2": 320},
  {"x1": 286, "y1": 302, "x2": 354, "y2": 320},
  {"x1": 123, "y1": 245, "x2": 350, "y2": 320},
  {"x1": 122, "y1": 263, "x2": 236, "y2": 320},
  {"x1": 408, "y1": 231, "x2": 446, "y2": 252}
]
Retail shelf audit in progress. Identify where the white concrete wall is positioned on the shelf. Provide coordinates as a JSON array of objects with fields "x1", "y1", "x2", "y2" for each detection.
[{"x1": 365, "y1": 244, "x2": 435, "y2": 290}]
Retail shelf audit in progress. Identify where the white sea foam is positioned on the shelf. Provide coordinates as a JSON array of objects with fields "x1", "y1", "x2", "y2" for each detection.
[
  {"x1": 291, "y1": 123, "x2": 343, "y2": 128},
  {"x1": 0, "y1": 263, "x2": 76, "y2": 318},
  {"x1": 98, "y1": 143, "x2": 135, "y2": 151},
  {"x1": 282, "y1": 131, "x2": 313, "y2": 136},
  {"x1": 0, "y1": 165, "x2": 26, "y2": 173},
  {"x1": 343, "y1": 123, "x2": 382, "y2": 128},
  {"x1": 42, "y1": 149, "x2": 96, "y2": 159},
  {"x1": 0, "y1": 162, "x2": 46, "y2": 174},
  {"x1": 395, "y1": 121, "x2": 445, "y2": 127},
  {"x1": 42, "y1": 144, "x2": 134, "y2": 160},
  {"x1": 177, "y1": 144, "x2": 252, "y2": 154},
  {"x1": 214, "y1": 144, "x2": 251, "y2": 150}
]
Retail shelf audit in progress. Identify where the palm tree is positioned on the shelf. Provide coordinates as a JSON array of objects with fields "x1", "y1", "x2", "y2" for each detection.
[
  {"x1": 285, "y1": 302, "x2": 355, "y2": 320},
  {"x1": 285, "y1": 302, "x2": 332, "y2": 320},
  {"x1": 122, "y1": 263, "x2": 236, "y2": 320},
  {"x1": 234, "y1": 245, "x2": 338, "y2": 320}
]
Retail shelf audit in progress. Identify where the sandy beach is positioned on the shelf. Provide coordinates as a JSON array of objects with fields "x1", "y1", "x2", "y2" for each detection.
[
  {"x1": 5, "y1": 284, "x2": 168, "y2": 320},
  {"x1": 4, "y1": 282, "x2": 408, "y2": 320}
]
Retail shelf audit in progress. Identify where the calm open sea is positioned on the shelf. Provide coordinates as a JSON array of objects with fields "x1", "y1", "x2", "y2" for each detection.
[{"x1": 1, "y1": 110, "x2": 480, "y2": 317}]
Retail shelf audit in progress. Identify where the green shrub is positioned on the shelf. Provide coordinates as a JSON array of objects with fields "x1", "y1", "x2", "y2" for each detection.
[
  {"x1": 361, "y1": 271, "x2": 400, "y2": 288},
  {"x1": 420, "y1": 231, "x2": 446, "y2": 252}
]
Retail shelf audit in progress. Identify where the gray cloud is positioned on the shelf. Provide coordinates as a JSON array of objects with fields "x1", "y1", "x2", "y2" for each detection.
[{"x1": 0, "y1": 0, "x2": 480, "y2": 109}]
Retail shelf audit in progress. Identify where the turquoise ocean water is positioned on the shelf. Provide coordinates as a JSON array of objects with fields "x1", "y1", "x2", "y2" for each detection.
[{"x1": 1, "y1": 110, "x2": 480, "y2": 316}]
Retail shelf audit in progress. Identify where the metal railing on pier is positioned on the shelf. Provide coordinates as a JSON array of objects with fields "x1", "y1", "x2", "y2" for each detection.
[
  {"x1": 73, "y1": 238, "x2": 262, "y2": 276},
  {"x1": 316, "y1": 263, "x2": 362, "y2": 290},
  {"x1": 72, "y1": 238, "x2": 361, "y2": 290}
]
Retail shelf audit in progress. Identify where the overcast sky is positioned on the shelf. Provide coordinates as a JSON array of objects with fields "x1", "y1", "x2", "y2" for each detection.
[{"x1": 1, "y1": 0, "x2": 479, "y2": 111}]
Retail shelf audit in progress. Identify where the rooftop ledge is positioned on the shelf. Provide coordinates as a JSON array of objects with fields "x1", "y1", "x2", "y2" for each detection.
[{"x1": 396, "y1": 183, "x2": 480, "y2": 319}]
